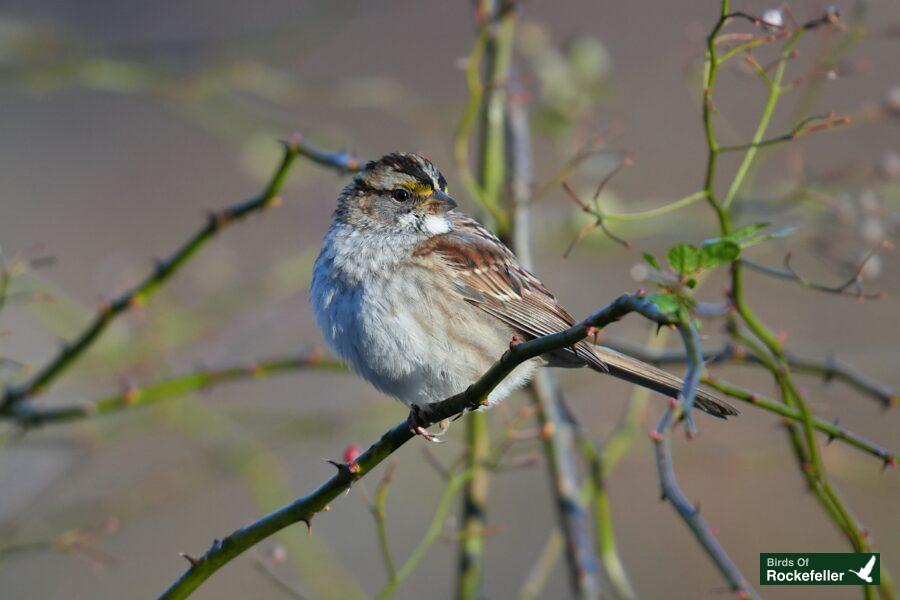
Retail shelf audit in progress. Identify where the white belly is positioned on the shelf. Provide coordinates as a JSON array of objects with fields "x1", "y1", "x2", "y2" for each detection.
[{"x1": 311, "y1": 256, "x2": 537, "y2": 408}]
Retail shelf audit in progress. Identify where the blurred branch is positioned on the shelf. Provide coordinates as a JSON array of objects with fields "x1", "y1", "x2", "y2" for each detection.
[
  {"x1": 740, "y1": 240, "x2": 889, "y2": 301},
  {"x1": 252, "y1": 552, "x2": 308, "y2": 600},
  {"x1": 704, "y1": 376, "x2": 896, "y2": 467},
  {"x1": 509, "y1": 75, "x2": 604, "y2": 598},
  {"x1": 372, "y1": 461, "x2": 398, "y2": 582},
  {"x1": 604, "y1": 338, "x2": 897, "y2": 409},
  {"x1": 457, "y1": 3, "x2": 518, "y2": 598},
  {"x1": 717, "y1": 112, "x2": 849, "y2": 153},
  {"x1": 0, "y1": 136, "x2": 359, "y2": 417},
  {"x1": 2, "y1": 351, "x2": 345, "y2": 428},
  {"x1": 530, "y1": 373, "x2": 603, "y2": 599},
  {"x1": 157, "y1": 291, "x2": 697, "y2": 600},
  {"x1": 376, "y1": 468, "x2": 474, "y2": 600},
  {"x1": 576, "y1": 435, "x2": 636, "y2": 600},
  {"x1": 519, "y1": 531, "x2": 565, "y2": 600},
  {"x1": 700, "y1": 3, "x2": 895, "y2": 597}
]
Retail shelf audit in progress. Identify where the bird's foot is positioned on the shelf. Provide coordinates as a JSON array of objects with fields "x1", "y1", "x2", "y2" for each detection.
[{"x1": 407, "y1": 406, "x2": 445, "y2": 443}]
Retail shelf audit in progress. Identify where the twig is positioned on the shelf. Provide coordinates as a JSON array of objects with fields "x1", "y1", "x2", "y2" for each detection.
[
  {"x1": 2, "y1": 351, "x2": 345, "y2": 427},
  {"x1": 508, "y1": 68, "x2": 604, "y2": 600},
  {"x1": 740, "y1": 240, "x2": 889, "y2": 301},
  {"x1": 577, "y1": 436, "x2": 637, "y2": 600},
  {"x1": 252, "y1": 552, "x2": 308, "y2": 600},
  {"x1": 0, "y1": 136, "x2": 360, "y2": 415},
  {"x1": 700, "y1": 2, "x2": 895, "y2": 595},
  {"x1": 704, "y1": 376, "x2": 896, "y2": 467},
  {"x1": 457, "y1": 4, "x2": 518, "y2": 598},
  {"x1": 530, "y1": 371, "x2": 603, "y2": 599},
  {"x1": 717, "y1": 112, "x2": 849, "y2": 152},
  {"x1": 156, "y1": 291, "x2": 694, "y2": 600},
  {"x1": 603, "y1": 337, "x2": 897, "y2": 409},
  {"x1": 376, "y1": 468, "x2": 474, "y2": 600},
  {"x1": 519, "y1": 530, "x2": 565, "y2": 600},
  {"x1": 652, "y1": 406, "x2": 759, "y2": 600},
  {"x1": 372, "y1": 461, "x2": 398, "y2": 582}
]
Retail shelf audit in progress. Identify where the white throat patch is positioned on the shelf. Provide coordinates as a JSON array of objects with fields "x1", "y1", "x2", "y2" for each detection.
[{"x1": 423, "y1": 215, "x2": 451, "y2": 235}]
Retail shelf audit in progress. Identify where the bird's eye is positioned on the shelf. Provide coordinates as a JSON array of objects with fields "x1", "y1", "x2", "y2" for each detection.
[{"x1": 391, "y1": 189, "x2": 411, "y2": 203}]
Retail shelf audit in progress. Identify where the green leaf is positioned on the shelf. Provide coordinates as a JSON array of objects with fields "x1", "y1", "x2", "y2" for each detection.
[
  {"x1": 642, "y1": 252, "x2": 661, "y2": 270},
  {"x1": 666, "y1": 244, "x2": 701, "y2": 274},
  {"x1": 686, "y1": 278, "x2": 697, "y2": 289},
  {"x1": 729, "y1": 222, "x2": 769, "y2": 242},
  {"x1": 700, "y1": 240, "x2": 740, "y2": 268},
  {"x1": 717, "y1": 223, "x2": 798, "y2": 249},
  {"x1": 647, "y1": 293, "x2": 680, "y2": 315}
]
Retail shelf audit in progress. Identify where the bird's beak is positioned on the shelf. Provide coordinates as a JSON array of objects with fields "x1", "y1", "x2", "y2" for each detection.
[{"x1": 418, "y1": 189, "x2": 458, "y2": 214}]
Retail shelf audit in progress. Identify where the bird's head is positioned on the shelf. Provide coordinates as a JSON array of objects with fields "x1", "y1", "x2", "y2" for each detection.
[{"x1": 336, "y1": 153, "x2": 457, "y2": 237}]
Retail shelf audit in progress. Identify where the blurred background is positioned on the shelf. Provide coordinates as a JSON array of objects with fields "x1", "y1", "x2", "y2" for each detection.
[{"x1": 0, "y1": 1, "x2": 897, "y2": 598}]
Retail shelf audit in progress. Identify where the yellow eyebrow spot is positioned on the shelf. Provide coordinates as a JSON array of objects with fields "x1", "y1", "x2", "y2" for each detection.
[{"x1": 405, "y1": 181, "x2": 433, "y2": 195}]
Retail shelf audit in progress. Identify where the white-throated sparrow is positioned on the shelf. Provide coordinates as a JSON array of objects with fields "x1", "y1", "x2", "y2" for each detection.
[{"x1": 311, "y1": 153, "x2": 737, "y2": 438}]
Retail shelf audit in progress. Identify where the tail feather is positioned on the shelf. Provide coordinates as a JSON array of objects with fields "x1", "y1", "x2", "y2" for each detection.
[{"x1": 580, "y1": 344, "x2": 739, "y2": 420}]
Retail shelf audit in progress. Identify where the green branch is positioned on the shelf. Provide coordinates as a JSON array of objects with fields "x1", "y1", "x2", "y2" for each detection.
[
  {"x1": 3, "y1": 352, "x2": 345, "y2": 427},
  {"x1": 156, "y1": 291, "x2": 691, "y2": 600},
  {"x1": 0, "y1": 136, "x2": 360, "y2": 416}
]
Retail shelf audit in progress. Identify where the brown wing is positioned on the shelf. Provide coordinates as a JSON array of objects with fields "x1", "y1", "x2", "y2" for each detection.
[
  {"x1": 412, "y1": 214, "x2": 606, "y2": 369},
  {"x1": 412, "y1": 214, "x2": 739, "y2": 419}
]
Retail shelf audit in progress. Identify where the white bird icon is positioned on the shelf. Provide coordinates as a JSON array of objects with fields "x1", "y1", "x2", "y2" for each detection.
[{"x1": 848, "y1": 555, "x2": 877, "y2": 583}]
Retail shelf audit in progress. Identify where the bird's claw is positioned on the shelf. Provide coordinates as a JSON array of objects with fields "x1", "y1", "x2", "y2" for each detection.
[{"x1": 407, "y1": 406, "x2": 445, "y2": 443}]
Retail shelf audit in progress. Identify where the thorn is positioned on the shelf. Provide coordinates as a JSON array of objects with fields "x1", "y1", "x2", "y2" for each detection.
[
  {"x1": 266, "y1": 196, "x2": 283, "y2": 208},
  {"x1": 300, "y1": 517, "x2": 312, "y2": 535},
  {"x1": 826, "y1": 419, "x2": 839, "y2": 445},
  {"x1": 882, "y1": 455, "x2": 896, "y2": 471},
  {"x1": 206, "y1": 210, "x2": 226, "y2": 230},
  {"x1": 736, "y1": 589, "x2": 751, "y2": 600},
  {"x1": 667, "y1": 397, "x2": 678, "y2": 409},
  {"x1": 648, "y1": 430, "x2": 664, "y2": 443},
  {"x1": 509, "y1": 335, "x2": 522, "y2": 350},
  {"x1": 180, "y1": 552, "x2": 201, "y2": 567},
  {"x1": 539, "y1": 422, "x2": 555, "y2": 440}
]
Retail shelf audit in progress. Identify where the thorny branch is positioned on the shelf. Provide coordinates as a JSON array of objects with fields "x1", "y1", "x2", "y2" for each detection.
[
  {"x1": 653, "y1": 407, "x2": 759, "y2": 600},
  {"x1": 1, "y1": 351, "x2": 345, "y2": 427},
  {"x1": 740, "y1": 240, "x2": 890, "y2": 301},
  {"x1": 0, "y1": 136, "x2": 361, "y2": 419},
  {"x1": 605, "y1": 337, "x2": 897, "y2": 409},
  {"x1": 157, "y1": 291, "x2": 700, "y2": 600},
  {"x1": 698, "y1": 2, "x2": 895, "y2": 597}
]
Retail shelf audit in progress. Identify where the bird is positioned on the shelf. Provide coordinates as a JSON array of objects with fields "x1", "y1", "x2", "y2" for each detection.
[
  {"x1": 848, "y1": 555, "x2": 877, "y2": 583},
  {"x1": 310, "y1": 152, "x2": 737, "y2": 439}
]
